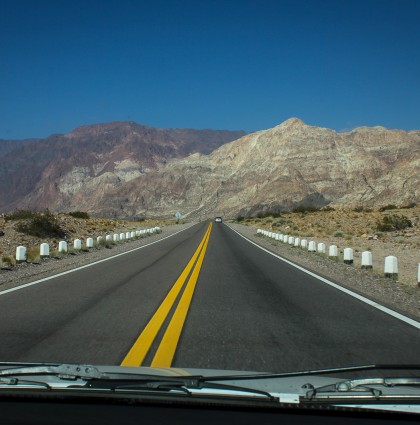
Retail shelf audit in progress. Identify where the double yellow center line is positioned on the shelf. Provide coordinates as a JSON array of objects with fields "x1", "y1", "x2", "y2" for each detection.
[{"x1": 121, "y1": 223, "x2": 213, "y2": 368}]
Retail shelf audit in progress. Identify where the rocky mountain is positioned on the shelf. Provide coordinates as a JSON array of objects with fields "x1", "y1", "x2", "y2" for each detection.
[
  {"x1": 1, "y1": 118, "x2": 419, "y2": 218},
  {"x1": 96, "y1": 118, "x2": 419, "y2": 218},
  {"x1": 0, "y1": 121, "x2": 245, "y2": 213}
]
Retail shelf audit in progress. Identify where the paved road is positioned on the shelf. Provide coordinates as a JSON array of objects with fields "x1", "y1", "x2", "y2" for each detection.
[{"x1": 0, "y1": 221, "x2": 419, "y2": 373}]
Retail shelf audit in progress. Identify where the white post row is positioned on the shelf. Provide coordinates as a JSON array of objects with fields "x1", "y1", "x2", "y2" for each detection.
[
  {"x1": 11, "y1": 225, "x2": 164, "y2": 267},
  {"x1": 16, "y1": 246, "x2": 27, "y2": 263},
  {"x1": 384, "y1": 256, "x2": 398, "y2": 279},
  {"x1": 120, "y1": 233, "x2": 125, "y2": 240},
  {"x1": 255, "y1": 229, "x2": 419, "y2": 283}
]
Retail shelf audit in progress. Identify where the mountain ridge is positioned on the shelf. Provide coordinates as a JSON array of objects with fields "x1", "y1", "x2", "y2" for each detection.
[{"x1": 1, "y1": 118, "x2": 419, "y2": 218}]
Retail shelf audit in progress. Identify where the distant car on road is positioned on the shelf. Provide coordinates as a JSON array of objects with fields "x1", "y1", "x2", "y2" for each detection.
[{"x1": 214, "y1": 217, "x2": 222, "y2": 223}]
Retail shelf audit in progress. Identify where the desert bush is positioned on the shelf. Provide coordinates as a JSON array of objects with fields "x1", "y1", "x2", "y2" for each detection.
[
  {"x1": 352, "y1": 206, "x2": 373, "y2": 212},
  {"x1": 2, "y1": 255, "x2": 13, "y2": 264},
  {"x1": 291, "y1": 205, "x2": 319, "y2": 213},
  {"x1": 68, "y1": 211, "x2": 90, "y2": 219},
  {"x1": 334, "y1": 231, "x2": 345, "y2": 238},
  {"x1": 400, "y1": 202, "x2": 417, "y2": 209},
  {"x1": 15, "y1": 210, "x2": 65, "y2": 238},
  {"x1": 379, "y1": 204, "x2": 397, "y2": 212},
  {"x1": 4, "y1": 209, "x2": 38, "y2": 221},
  {"x1": 376, "y1": 215, "x2": 412, "y2": 232},
  {"x1": 236, "y1": 216, "x2": 245, "y2": 222}
]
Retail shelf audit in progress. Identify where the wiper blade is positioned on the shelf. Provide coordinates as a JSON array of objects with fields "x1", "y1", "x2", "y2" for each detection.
[
  {"x1": 85, "y1": 377, "x2": 275, "y2": 400},
  {"x1": 197, "y1": 364, "x2": 420, "y2": 383}
]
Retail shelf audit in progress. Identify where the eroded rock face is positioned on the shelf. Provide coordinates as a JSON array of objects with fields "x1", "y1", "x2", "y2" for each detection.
[
  {"x1": 2, "y1": 118, "x2": 419, "y2": 218},
  {"x1": 98, "y1": 118, "x2": 419, "y2": 219}
]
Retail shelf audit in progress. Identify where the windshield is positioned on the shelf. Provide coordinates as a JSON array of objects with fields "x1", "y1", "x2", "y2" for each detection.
[{"x1": 0, "y1": 0, "x2": 420, "y2": 413}]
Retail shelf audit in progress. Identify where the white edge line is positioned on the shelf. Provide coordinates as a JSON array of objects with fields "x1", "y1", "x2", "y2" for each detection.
[
  {"x1": 0, "y1": 224, "x2": 196, "y2": 297},
  {"x1": 226, "y1": 224, "x2": 420, "y2": 331}
]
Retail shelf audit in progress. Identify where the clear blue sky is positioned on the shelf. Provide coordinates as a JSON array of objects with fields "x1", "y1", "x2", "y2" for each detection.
[{"x1": 1, "y1": 0, "x2": 419, "y2": 139}]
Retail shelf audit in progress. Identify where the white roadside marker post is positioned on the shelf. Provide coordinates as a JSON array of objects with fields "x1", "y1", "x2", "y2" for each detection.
[
  {"x1": 361, "y1": 251, "x2": 373, "y2": 269},
  {"x1": 16, "y1": 246, "x2": 27, "y2": 263},
  {"x1": 40, "y1": 243, "x2": 50, "y2": 259},
  {"x1": 308, "y1": 241, "x2": 316, "y2": 252},
  {"x1": 343, "y1": 248, "x2": 354, "y2": 265},
  {"x1": 329, "y1": 245, "x2": 338, "y2": 260},
  {"x1": 317, "y1": 243, "x2": 326, "y2": 254},
  {"x1": 384, "y1": 256, "x2": 398, "y2": 280},
  {"x1": 58, "y1": 241, "x2": 68, "y2": 253},
  {"x1": 86, "y1": 238, "x2": 94, "y2": 249}
]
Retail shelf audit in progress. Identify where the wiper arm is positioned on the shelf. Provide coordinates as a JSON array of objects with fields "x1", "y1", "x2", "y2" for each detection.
[
  {"x1": 0, "y1": 364, "x2": 104, "y2": 380},
  {"x1": 303, "y1": 377, "x2": 420, "y2": 402},
  {"x1": 0, "y1": 377, "x2": 51, "y2": 389}
]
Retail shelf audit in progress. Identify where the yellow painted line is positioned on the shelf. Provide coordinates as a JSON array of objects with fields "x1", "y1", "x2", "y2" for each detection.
[
  {"x1": 120, "y1": 224, "x2": 211, "y2": 367},
  {"x1": 151, "y1": 222, "x2": 212, "y2": 367}
]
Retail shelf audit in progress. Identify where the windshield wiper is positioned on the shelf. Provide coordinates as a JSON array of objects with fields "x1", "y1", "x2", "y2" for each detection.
[{"x1": 0, "y1": 364, "x2": 275, "y2": 400}]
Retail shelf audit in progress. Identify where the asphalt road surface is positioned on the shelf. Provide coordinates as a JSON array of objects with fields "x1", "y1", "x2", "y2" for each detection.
[{"x1": 1, "y1": 221, "x2": 419, "y2": 373}]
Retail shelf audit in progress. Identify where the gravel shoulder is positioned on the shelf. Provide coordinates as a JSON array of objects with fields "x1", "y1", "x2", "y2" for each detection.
[
  {"x1": 228, "y1": 222, "x2": 420, "y2": 322},
  {"x1": 0, "y1": 223, "x2": 194, "y2": 293}
]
